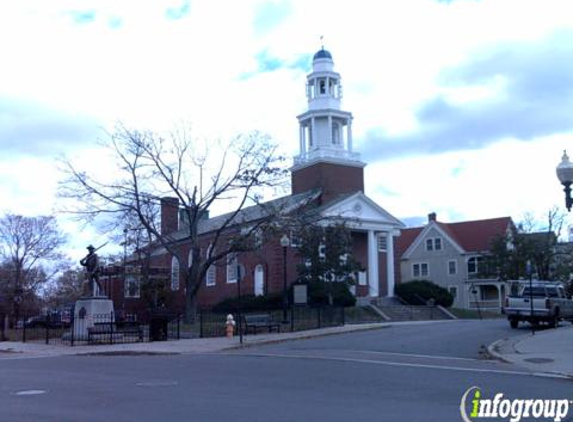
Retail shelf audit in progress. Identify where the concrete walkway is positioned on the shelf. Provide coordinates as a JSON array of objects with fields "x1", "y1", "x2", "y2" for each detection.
[{"x1": 488, "y1": 324, "x2": 573, "y2": 378}]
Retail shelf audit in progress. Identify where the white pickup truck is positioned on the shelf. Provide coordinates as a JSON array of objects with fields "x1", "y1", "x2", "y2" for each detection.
[{"x1": 504, "y1": 282, "x2": 573, "y2": 328}]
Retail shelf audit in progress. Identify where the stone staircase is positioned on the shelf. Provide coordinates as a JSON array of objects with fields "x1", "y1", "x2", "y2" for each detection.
[{"x1": 368, "y1": 297, "x2": 455, "y2": 322}]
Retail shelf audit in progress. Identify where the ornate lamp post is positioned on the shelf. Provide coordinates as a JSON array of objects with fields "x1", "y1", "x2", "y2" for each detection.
[
  {"x1": 556, "y1": 150, "x2": 573, "y2": 211},
  {"x1": 280, "y1": 234, "x2": 290, "y2": 323}
]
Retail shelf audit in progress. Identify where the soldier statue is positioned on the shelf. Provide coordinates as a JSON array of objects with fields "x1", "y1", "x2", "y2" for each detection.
[{"x1": 80, "y1": 245, "x2": 103, "y2": 297}]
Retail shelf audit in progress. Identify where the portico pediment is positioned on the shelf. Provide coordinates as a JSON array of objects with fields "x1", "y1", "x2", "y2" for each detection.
[{"x1": 319, "y1": 192, "x2": 404, "y2": 232}]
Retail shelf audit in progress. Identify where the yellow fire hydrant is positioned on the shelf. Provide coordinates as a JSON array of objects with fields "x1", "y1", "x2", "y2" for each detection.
[{"x1": 226, "y1": 314, "x2": 236, "y2": 338}]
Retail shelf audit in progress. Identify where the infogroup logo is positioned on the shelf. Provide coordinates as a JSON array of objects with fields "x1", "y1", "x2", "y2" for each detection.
[{"x1": 460, "y1": 386, "x2": 571, "y2": 422}]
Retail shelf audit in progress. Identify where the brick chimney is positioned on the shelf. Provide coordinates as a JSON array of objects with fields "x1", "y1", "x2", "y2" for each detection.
[
  {"x1": 428, "y1": 212, "x2": 437, "y2": 223},
  {"x1": 161, "y1": 197, "x2": 179, "y2": 235}
]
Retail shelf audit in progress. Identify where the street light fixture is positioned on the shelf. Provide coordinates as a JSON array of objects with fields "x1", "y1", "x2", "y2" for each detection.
[
  {"x1": 556, "y1": 150, "x2": 573, "y2": 211},
  {"x1": 280, "y1": 234, "x2": 290, "y2": 323}
]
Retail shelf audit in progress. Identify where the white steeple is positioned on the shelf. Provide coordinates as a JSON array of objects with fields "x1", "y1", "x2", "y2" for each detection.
[{"x1": 293, "y1": 48, "x2": 364, "y2": 170}]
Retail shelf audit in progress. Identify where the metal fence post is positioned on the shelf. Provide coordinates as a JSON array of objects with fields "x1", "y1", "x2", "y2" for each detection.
[
  {"x1": 290, "y1": 307, "x2": 294, "y2": 332},
  {"x1": 45, "y1": 321, "x2": 50, "y2": 345},
  {"x1": 341, "y1": 307, "x2": 345, "y2": 326},
  {"x1": 177, "y1": 315, "x2": 180, "y2": 340},
  {"x1": 109, "y1": 313, "x2": 114, "y2": 345},
  {"x1": 22, "y1": 318, "x2": 26, "y2": 343},
  {"x1": 71, "y1": 313, "x2": 75, "y2": 347},
  {"x1": 199, "y1": 309, "x2": 204, "y2": 338},
  {"x1": 317, "y1": 308, "x2": 321, "y2": 329}
]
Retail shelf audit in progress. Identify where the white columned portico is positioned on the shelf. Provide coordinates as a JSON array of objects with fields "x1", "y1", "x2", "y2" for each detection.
[
  {"x1": 347, "y1": 119, "x2": 353, "y2": 151},
  {"x1": 386, "y1": 231, "x2": 395, "y2": 297},
  {"x1": 367, "y1": 230, "x2": 379, "y2": 297}
]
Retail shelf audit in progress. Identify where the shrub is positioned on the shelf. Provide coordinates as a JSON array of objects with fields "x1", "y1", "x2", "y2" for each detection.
[{"x1": 395, "y1": 280, "x2": 454, "y2": 307}]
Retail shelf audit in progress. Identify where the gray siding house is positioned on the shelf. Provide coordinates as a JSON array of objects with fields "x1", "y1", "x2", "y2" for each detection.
[{"x1": 395, "y1": 213, "x2": 515, "y2": 311}]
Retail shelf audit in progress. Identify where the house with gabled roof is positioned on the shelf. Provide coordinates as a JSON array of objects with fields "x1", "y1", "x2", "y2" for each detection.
[{"x1": 395, "y1": 212, "x2": 515, "y2": 311}]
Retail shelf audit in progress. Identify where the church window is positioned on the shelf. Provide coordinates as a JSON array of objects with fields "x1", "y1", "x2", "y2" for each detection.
[
  {"x1": 171, "y1": 256, "x2": 180, "y2": 291},
  {"x1": 205, "y1": 244, "x2": 216, "y2": 286},
  {"x1": 227, "y1": 253, "x2": 238, "y2": 284}
]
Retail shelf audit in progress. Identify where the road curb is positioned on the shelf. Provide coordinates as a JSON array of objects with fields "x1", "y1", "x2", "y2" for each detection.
[
  {"x1": 487, "y1": 336, "x2": 573, "y2": 380},
  {"x1": 222, "y1": 324, "x2": 393, "y2": 351},
  {"x1": 486, "y1": 338, "x2": 514, "y2": 364}
]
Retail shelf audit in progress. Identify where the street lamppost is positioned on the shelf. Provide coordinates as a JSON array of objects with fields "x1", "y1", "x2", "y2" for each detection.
[
  {"x1": 556, "y1": 150, "x2": 573, "y2": 211},
  {"x1": 526, "y1": 260, "x2": 535, "y2": 336},
  {"x1": 280, "y1": 234, "x2": 290, "y2": 323}
]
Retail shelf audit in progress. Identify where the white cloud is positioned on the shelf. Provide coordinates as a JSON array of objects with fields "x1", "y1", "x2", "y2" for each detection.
[{"x1": 0, "y1": 0, "x2": 572, "y2": 250}]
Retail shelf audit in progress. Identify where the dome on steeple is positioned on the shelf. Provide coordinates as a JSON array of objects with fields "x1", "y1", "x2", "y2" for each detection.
[{"x1": 313, "y1": 48, "x2": 332, "y2": 61}]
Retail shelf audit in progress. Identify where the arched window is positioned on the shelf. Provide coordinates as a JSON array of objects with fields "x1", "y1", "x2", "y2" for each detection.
[
  {"x1": 205, "y1": 244, "x2": 216, "y2": 287},
  {"x1": 227, "y1": 253, "x2": 238, "y2": 284},
  {"x1": 171, "y1": 256, "x2": 180, "y2": 291}
]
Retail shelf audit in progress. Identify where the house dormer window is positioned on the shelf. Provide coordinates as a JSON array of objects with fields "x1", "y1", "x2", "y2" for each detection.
[
  {"x1": 426, "y1": 239, "x2": 433, "y2": 251},
  {"x1": 426, "y1": 238, "x2": 442, "y2": 251}
]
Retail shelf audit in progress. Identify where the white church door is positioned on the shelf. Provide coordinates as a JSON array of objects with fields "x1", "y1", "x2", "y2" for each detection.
[{"x1": 254, "y1": 265, "x2": 264, "y2": 296}]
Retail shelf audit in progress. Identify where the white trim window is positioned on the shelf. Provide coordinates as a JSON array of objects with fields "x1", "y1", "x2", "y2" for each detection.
[
  {"x1": 426, "y1": 239, "x2": 433, "y2": 251},
  {"x1": 412, "y1": 262, "x2": 429, "y2": 278},
  {"x1": 426, "y1": 237, "x2": 442, "y2": 251},
  {"x1": 290, "y1": 230, "x2": 302, "y2": 248},
  {"x1": 467, "y1": 256, "x2": 484, "y2": 275},
  {"x1": 448, "y1": 286, "x2": 458, "y2": 300},
  {"x1": 227, "y1": 253, "x2": 238, "y2": 284},
  {"x1": 170, "y1": 256, "x2": 180, "y2": 291},
  {"x1": 124, "y1": 274, "x2": 140, "y2": 298},
  {"x1": 448, "y1": 260, "x2": 457, "y2": 275},
  {"x1": 205, "y1": 245, "x2": 216, "y2": 287}
]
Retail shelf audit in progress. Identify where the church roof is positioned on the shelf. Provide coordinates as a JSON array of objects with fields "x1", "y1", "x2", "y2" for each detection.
[{"x1": 313, "y1": 48, "x2": 332, "y2": 60}]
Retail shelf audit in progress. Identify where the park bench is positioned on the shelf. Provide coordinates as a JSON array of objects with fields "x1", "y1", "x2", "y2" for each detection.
[
  {"x1": 87, "y1": 323, "x2": 144, "y2": 344},
  {"x1": 243, "y1": 314, "x2": 281, "y2": 335}
]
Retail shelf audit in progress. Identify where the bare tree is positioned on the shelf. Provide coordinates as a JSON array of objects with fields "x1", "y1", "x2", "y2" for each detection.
[
  {"x1": 59, "y1": 124, "x2": 289, "y2": 322},
  {"x1": 0, "y1": 214, "x2": 67, "y2": 320}
]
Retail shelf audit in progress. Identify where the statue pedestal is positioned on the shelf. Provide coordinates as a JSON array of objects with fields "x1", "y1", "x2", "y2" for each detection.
[{"x1": 73, "y1": 297, "x2": 115, "y2": 341}]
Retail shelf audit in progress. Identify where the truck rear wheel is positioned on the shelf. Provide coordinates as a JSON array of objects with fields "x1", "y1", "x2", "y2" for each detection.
[{"x1": 509, "y1": 319, "x2": 519, "y2": 329}]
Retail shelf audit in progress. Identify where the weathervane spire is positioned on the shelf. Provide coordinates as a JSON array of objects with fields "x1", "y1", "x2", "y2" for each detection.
[{"x1": 320, "y1": 35, "x2": 324, "y2": 50}]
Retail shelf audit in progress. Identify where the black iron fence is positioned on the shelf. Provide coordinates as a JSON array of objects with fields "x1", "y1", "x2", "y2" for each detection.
[
  {"x1": 198, "y1": 306, "x2": 345, "y2": 338},
  {"x1": 1, "y1": 311, "x2": 181, "y2": 346}
]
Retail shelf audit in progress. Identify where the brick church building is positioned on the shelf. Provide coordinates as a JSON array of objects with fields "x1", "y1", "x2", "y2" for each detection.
[{"x1": 103, "y1": 48, "x2": 404, "y2": 313}]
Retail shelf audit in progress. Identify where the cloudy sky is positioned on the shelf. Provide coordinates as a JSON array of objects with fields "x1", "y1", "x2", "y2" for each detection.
[{"x1": 1, "y1": 0, "x2": 573, "y2": 256}]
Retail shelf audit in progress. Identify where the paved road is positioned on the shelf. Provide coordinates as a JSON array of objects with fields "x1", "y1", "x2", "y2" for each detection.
[{"x1": 0, "y1": 320, "x2": 571, "y2": 422}]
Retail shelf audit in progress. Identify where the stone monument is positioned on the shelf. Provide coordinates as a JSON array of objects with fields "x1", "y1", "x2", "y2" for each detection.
[{"x1": 73, "y1": 244, "x2": 115, "y2": 340}]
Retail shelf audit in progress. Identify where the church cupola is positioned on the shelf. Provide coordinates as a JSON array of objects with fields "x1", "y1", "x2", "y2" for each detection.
[{"x1": 291, "y1": 48, "x2": 365, "y2": 203}]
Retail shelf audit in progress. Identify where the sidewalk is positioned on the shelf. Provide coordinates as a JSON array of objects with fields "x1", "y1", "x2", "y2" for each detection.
[
  {"x1": 488, "y1": 324, "x2": 573, "y2": 378},
  {"x1": 0, "y1": 320, "x2": 454, "y2": 359}
]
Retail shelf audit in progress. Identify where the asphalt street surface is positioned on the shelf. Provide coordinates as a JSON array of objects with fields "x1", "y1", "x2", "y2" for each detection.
[{"x1": 1, "y1": 320, "x2": 571, "y2": 422}]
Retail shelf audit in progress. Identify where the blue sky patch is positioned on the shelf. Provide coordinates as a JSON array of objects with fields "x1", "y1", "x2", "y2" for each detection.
[
  {"x1": 69, "y1": 10, "x2": 96, "y2": 24},
  {"x1": 254, "y1": 1, "x2": 292, "y2": 35},
  {"x1": 166, "y1": 1, "x2": 191, "y2": 20}
]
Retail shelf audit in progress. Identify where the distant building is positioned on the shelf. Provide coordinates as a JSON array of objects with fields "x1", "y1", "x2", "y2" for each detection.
[{"x1": 395, "y1": 213, "x2": 515, "y2": 311}]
